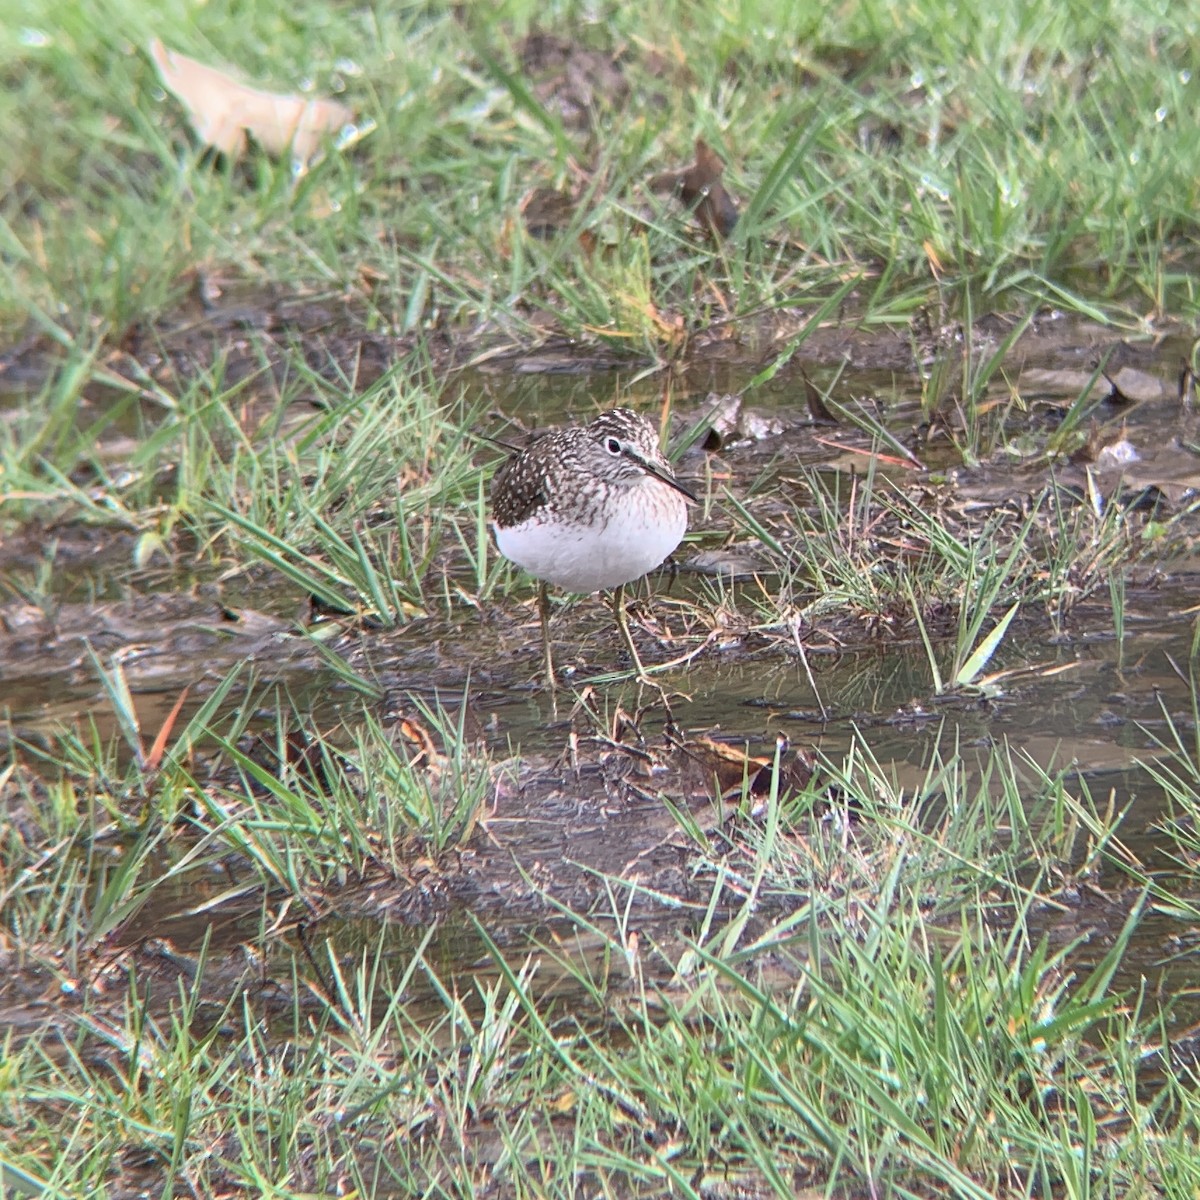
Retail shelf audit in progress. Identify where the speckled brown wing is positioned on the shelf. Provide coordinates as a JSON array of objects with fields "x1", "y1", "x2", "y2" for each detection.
[{"x1": 491, "y1": 447, "x2": 551, "y2": 528}]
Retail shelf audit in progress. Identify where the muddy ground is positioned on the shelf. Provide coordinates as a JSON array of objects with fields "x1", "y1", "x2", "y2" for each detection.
[{"x1": 3, "y1": 301, "x2": 1200, "y2": 1055}]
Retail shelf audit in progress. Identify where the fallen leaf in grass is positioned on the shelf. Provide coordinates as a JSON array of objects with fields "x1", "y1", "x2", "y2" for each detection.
[
  {"x1": 396, "y1": 716, "x2": 440, "y2": 770},
  {"x1": 149, "y1": 38, "x2": 354, "y2": 161},
  {"x1": 675, "y1": 734, "x2": 815, "y2": 806},
  {"x1": 649, "y1": 138, "x2": 739, "y2": 238},
  {"x1": 677, "y1": 139, "x2": 739, "y2": 238},
  {"x1": 143, "y1": 685, "x2": 190, "y2": 772},
  {"x1": 809, "y1": 435, "x2": 922, "y2": 471}
]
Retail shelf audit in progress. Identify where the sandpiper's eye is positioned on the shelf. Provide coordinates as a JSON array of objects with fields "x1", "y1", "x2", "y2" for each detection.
[{"x1": 604, "y1": 436, "x2": 622, "y2": 455}]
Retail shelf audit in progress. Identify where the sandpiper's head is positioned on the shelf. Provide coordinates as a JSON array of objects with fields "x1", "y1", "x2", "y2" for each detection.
[{"x1": 580, "y1": 409, "x2": 695, "y2": 501}]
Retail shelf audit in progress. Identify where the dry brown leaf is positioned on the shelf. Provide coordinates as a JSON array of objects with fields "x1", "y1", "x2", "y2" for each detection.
[
  {"x1": 149, "y1": 38, "x2": 353, "y2": 161},
  {"x1": 676, "y1": 734, "x2": 815, "y2": 804},
  {"x1": 396, "y1": 717, "x2": 440, "y2": 770},
  {"x1": 143, "y1": 685, "x2": 190, "y2": 772},
  {"x1": 649, "y1": 138, "x2": 739, "y2": 238},
  {"x1": 677, "y1": 139, "x2": 739, "y2": 238}
]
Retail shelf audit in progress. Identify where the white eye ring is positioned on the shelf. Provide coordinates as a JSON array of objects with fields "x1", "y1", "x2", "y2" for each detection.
[{"x1": 604, "y1": 436, "x2": 622, "y2": 455}]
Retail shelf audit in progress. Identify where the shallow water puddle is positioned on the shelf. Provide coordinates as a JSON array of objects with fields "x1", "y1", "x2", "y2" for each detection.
[
  {"x1": 4, "y1": 320, "x2": 1200, "y2": 1044},
  {"x1": 7, "y1": 574, "x2": 1198, "y2": 1031}
]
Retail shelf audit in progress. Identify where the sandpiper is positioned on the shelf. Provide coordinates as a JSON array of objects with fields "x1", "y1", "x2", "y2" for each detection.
[{"x1": 491, "y1": 407, "x2": 695, "y2": 686}]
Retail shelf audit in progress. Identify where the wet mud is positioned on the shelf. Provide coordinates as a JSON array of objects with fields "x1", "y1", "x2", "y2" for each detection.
[{"x1": 4, "y1": 308, "x2": 1200, "y2": 1073}]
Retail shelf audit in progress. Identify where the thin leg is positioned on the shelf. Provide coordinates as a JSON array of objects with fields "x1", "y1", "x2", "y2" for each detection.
[
  {"x1": 611, "y1": 582, "x2": 648, "y2": 678},
  {"x1": 538, "y1": 581, "x2": 557, "y2": 691}
]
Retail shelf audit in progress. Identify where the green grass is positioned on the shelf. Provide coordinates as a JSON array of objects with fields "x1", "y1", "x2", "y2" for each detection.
[
  {"x1": 1, "y1": 353, "x2": 492, "y2": 620},
  {"x1": 2, "y1": 0, "x2": 1197, "y2": 604},
  {"x1": 5, "y1": 1, "x2": 1200, "y2": 1196},
  {"x1": 710, "y1": 448, "x2": 1150, "y2": 691},
  {"x1": 3, "y1": 718, "x2": 1198, "y2": 1197},
  {"x1": 4, "y1": 0, "x2": 1200, "y2": 355}
]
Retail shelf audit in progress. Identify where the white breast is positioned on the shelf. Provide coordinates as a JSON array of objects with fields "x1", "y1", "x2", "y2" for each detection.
[{"x1": 494, "y1": 483, "x2": 688, "y2": 593}]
